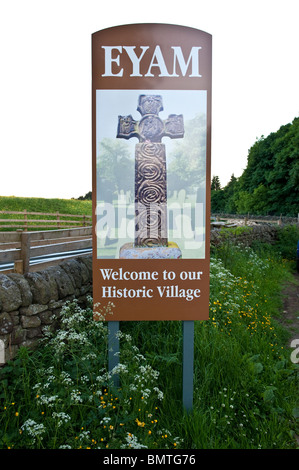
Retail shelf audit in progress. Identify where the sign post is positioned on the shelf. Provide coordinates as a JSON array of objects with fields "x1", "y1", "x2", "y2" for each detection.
[
  {"x1": 183, "y1": 321, "x2": 195, "y2": 411},
  {"x1": 92, "y1": 24, "x2": 212, "y2": 410}
]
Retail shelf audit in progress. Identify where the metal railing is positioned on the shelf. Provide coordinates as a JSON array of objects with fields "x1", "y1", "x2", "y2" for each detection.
[{"x1": 0, "y1": 227, "x2": 92, "y2": 274}]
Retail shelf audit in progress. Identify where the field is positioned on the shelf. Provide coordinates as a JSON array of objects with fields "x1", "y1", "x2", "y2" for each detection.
[
  {"x1": 0, "y1": 196, "x2": 92, "y2": 216},
  {"x1": 0, "y1": 221, "x2": 298, "y2": 450},
  {"x1": 0, "y1": 196, "x2": 92, "y2": 231}
]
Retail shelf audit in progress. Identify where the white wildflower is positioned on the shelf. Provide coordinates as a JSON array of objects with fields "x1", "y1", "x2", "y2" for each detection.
[
  {"x1": 121, "y1": 433, "x2": 148, "y2": 449},
  {"x1": 60, "y1": 371, "x2": 73, "y2": 385},
  {"x1": 70, "y1": 389, "x2": 83, "y2": 403},
  {"x1": 52, "y1": 412, "x2": 71, "y2": 427},
  {"x1": 153, "y1": 387, "x2": 164, "y2": 401},
  {"x1": 80, "y1": 375, "x2": 90, "y2": 384},
  {"x1": 100, "y1": 417, "x2": 111, "y2": 424},
  {"x1": 37, "y1": 395, "x2": 60, "y2": 408},
  {"x1": 21, "y1": 419, "x2": 46, "y2": 441},
  {"x1": 110, "y1": 363, "x2": 129, "y2": 375}
]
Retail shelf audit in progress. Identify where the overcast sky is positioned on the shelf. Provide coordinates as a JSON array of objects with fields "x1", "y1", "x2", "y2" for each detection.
[{"x1": 0, "y1": 0, "x2": 298, "y2": 199}]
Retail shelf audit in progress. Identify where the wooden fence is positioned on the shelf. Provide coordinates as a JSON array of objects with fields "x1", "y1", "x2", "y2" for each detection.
[
  {"x1": 0, "y1": 227, "x2": 92, "y2": 274},
  {"x1": 0, "y1": 210, "x2": 92, "y2": 230}
]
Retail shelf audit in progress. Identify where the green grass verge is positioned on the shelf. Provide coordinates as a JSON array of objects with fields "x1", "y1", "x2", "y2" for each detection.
[
  {"x1": 0, "y1": 196, "x2": 92, "y2": 215},
  {"x1": 0, "y1": 196, "x2": 92, "y2": 231}
]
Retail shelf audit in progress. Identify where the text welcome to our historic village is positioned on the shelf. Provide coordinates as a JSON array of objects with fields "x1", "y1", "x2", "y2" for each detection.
[{"x1": 98, "y1": 267, "x2": 203, "y2": 302}]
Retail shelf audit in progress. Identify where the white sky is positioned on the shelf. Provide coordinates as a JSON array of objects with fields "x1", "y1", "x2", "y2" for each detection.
[{"x1": 0, "y1": 0, "x2": 298, "y2": 199}]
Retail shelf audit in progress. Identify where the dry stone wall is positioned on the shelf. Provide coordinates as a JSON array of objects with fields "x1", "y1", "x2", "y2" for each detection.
[
  {"x1": 210, "y1": 224, "x2": 279, "y2": 247},
  {"x1": 0, "y1": 256, "x2": 92, "y2": 364}
]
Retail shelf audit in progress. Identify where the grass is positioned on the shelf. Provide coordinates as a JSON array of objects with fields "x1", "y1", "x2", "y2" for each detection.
[
  {"x1": 0, "y1": 196, "x2": 92, "y2": 231},
  {"x1": 0, "y1": 196, "x2": 92, "y2": 216},
  {"x1": 0, "y1": 228, "x2": 298, "y2": 449}
]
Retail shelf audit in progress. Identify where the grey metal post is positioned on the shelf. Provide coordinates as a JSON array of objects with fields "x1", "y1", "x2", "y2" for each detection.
[
  {"x1": 108, "y1": 321, "x2": 120, "y2": 387},
  {"x1": 182, "y1": 320, "x2": 194, "y2": 412}
]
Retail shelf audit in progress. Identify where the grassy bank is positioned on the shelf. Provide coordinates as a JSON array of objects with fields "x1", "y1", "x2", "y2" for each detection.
[
  {"x1": 0, "y1": 231, "x2": 298, "y2": 449},
  {"x1": 0, "y1": 196, "x2": 92, "y2": 215},
  {"x1": 0, "y1": 196, "x2": 92, "y2": 231}
]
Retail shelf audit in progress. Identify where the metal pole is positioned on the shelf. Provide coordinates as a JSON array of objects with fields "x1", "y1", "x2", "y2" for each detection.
[
  {"x1": 108, "y1": 321, "x2": 120, "y2": 387},
  {"x1": 182, "y1": 320, "x2": 194, "y2": 412}
]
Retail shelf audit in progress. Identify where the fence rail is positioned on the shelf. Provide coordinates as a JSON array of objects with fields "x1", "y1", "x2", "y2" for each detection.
[
  {"x1": 0, "y1": 210, "x2": 92, "y2": 230},
  {"x1": 0, "y1": 226, "x2": 92, "y2": 274}
]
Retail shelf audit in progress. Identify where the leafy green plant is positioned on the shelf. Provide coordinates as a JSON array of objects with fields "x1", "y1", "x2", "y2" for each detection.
[
  {"x1": 0, "y1": 299, "x2": 180, "y2": 449},
  {"x1": 275, "y1": 225, "x2": 299, "y2": 262}
]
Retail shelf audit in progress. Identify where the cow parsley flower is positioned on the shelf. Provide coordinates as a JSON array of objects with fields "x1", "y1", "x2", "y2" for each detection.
[
  {"x1": 52, "y1": 412, "x2": 71, "y2": 427},
  {"x1": 21, "y1": 419, "x2": 46, "y2": 442},
  {"x1": 121, "y1": 433, "x2": 148, "y2": 449},
  {"x1": 71, "y1": 389, "x2": 83, "y2": 403}
]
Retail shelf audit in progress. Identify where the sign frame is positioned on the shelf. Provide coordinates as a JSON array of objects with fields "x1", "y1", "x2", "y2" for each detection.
[{"x1": 92, "y1": 24, "x2": 212, "y2": 322}]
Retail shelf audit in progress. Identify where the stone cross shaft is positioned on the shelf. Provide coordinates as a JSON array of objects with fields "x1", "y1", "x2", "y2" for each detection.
[{"x1": 117, "y1": 95, "x2": 184, "y2": 247}]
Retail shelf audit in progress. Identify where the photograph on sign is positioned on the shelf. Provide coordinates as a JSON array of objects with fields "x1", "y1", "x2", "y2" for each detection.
[{"x1": 95, "y1": 89, "x2": 207, "y2": 260}]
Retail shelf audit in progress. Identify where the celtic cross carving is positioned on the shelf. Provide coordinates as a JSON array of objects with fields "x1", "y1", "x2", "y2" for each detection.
[{"x1": 117, "y1": 95, "x2": 184, "y2": 247}]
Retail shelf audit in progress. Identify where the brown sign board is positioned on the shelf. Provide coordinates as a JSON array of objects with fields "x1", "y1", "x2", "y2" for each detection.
[{"x1": 92, "y1": 24, "x2": 212, "y2": 321}]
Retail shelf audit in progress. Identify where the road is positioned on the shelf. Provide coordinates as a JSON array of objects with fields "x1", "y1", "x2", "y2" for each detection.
[{"x1": 0, "y1": 247, "x2": 92, "y2": 272}]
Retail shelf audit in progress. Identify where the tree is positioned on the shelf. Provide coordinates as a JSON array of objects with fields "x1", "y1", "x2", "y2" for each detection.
[
  {"x1": 167, "y1": 114, "x2": 207, "y2": 193},
  {"x1": 77, "y1": 191, "x2": 92, "y2": 200},
  {"x1": 235, "y1": 185, "x2": 269, "y2": 215},
  {"x1": 97, "y1": 138, "x2": 134, "y2": 201},
  {"x1": 223, "y1": 174, "x2": 239, "y2": 213},
  {"x1": 211, "y1": 175, "x2": 221, "y2": 191},
  {"x1": 236, "y1": 117, "x2": 299, "y2": 216},
  {"x1": 211, "y1": 188, "x2": 225, "y2": 212}
]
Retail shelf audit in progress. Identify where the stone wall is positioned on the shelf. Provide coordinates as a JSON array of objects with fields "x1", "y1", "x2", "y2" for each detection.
[
  {"x1": 211, "y1": 213, "x2": 298, "y2": 224},
  {"x1": 210, "y1": 224, "x2": 279, "y2": 247},
  {"x1": 0, "y1": 256, "x2": 92, "y2": 364}
]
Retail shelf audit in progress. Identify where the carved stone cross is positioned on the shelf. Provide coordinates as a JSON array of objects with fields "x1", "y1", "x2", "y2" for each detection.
[{"x1": 117, "y1": 95, "x2": 184, "y2": 247}]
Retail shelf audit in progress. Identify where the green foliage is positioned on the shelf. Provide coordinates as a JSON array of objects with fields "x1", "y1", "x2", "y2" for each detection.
[
  {"x1": 0, "y1": 196, "x2": 92, "y2": 231},
  {"x1": 168, "y1": 114, "x2": 206, "y2": 193},
  {"x1": 275, "y1": 224, "x2": 299, "y2": 263},
  {"x1": 235, "y1": 185, "x2": 270, "y2": 215},
  {"x1": 211, "y1": 117, "x2": 299, "y2": 216},
  {"x1": 251, "y1": 224, "x2": 299, "y2": 270},
  {"x1": 97, "y1": 138, "x2": 134, "y2": 199},
  {"x1": 211, "y1": 176, "x2": 221, "y2": 191},
  {"x1": 211, "y1": 188, "x2": 226, "y2": 212},
  {"x1": 77, "y1": 191, "x2": 92, "y2": 201},
  {"x1": 0, "y1": 299, "x2": 175, "y2": 450},
  {"x1": 0, "y1": 196, "x2": 92, "y2": 216}
]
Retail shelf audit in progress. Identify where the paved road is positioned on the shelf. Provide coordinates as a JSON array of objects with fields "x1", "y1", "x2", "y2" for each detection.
[{"x1": 0, "y1": 247, "x2": 92, "y2": 272}]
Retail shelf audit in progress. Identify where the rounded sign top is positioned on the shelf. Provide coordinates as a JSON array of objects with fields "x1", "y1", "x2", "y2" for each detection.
[{"x1": 92, "y1": 23, "x2": 212, "y2": 90}]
